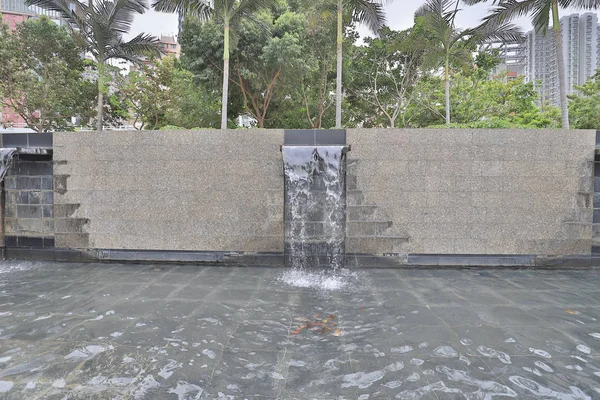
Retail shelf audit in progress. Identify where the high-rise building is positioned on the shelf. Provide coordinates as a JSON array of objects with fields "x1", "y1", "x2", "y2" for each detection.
[{"x1": 524, "y1": 12, "x2": 600, "y2": 106}]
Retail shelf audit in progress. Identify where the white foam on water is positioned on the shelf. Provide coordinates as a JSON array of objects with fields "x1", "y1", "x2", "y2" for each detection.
[
  {"x1": 476, "y1": 345, "x2": 511, "y2": 364},
  {"x1": 589, "y1": 333, "x2": 600, "y2": 340},
  {"x1": 529, "y1": 348, "x2": 551, "y2": 358},
  {"x1": 391, "y1": 346, "x2": 413, "y2": 354},
  {"x1": 433, "y1": 346, "x2": 457, "y2": 358},
  {"x1": 383, "y1": 380, "x2": 402, "y2": 389},
  {"x1": 288, "y1": 360, "x2": 306, "y2": 367},
  {"x1": 422, "y1": 369, "x2": 434, "y2": 375},
  {"x1": 576, "y1": 344, "x2": 591, "y2": 354},
  {"x1": 419, "y1": 342, "x2": 428, "y2": 348},
  {"x1": 505, "y1": 338, "x2": 516, "y2": 343},
  {"x1": 0, "y1": 356, "x2": 12, "y2": 363},
  {"x1": 33, "y1": 315, "x2": 52, "y2": 321},
  {"x1": 0, "y1": 381, "x2": 13, "y2": 393},
  {"x1": 158, "y1": 360, "x2": 182, "y2": 379},
  {"x1": 509, "y1": 376, "x2": 590, "y2": 399},
  {"x1": 534, "y1": 361, "x2": 553, "y2": 372},
  {"x1": 396, "y1": 381, "x2": 462, "y2": 399},
  {"x1": 406, "y1": 373, "x2": 420, "y2": 382},
  {"x1": 437, "y1": 366, "x2": 518, "y2": 398},
  {"x1": 201, "y1": 349, "x2": 216, "y2": 360},
  {"x1": 52, "y1": 379, "x2": 66, "y2": 388},
  {"x1": 523, "y1": 367, "x2": 542, "y2": 376},
  {"x1": 61, "y1": 295, "x2": 72, "y2": 299},
  {"x1": 110, "y1": 332, "x2": 122, "y2": 338},
  {"x1": 342, "y1": 362, "x2": 404, "y2": 389},
  {"x1": 0, "y1": 261, "x2": 39, "y2": 275},
  {"x1": 277, "y1": 269, "x2": 361, "y2": 291},
  {"x1": 410, "y1": 358, "x2": 424, "y2": 366},
  {"x1": 459, "y1": 356, "x2": 471, "y2": 365},
  {"x1": 132, "y1": 375, "x2": 160, "y2": 399},
  {"x1": 25, "y1": 381, "x2": 36, "y2": 389},
  {"x1": 460, "y1": 338, "x2": 473, "y2": 346},
  {"x1": 167, "y1": 381, "x2": 204, "y2": 400},
  {"x1": 65, "y1": 345, "x2": 112, "y2": 360}
]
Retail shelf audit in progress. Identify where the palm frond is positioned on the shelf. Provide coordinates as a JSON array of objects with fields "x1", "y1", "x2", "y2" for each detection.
[
  {"x1": 102, "y1": 0, "x2": 148, "y2": 34},
  {"x1": 25, "y1": 0, "x2": 75, "y2": 17},
  {"x1": 480, "y1": 0, "x2": 537, "y2": 28},
  {"x1": 107, "y1": 32, "x2": 160, "y2": 63},
  {"x1": 559, "y1": 0, "x2": 600, "y2": 9},
  {"x1": 468, "y1": 20, "x2": 524, "y2": 43},
  {"x1": 152, "y1": 0, "x2": 212, "y2": 20},
  {"x1": 233, "y1": 0, "x2": 278, "y2": 19},
  {"x1": 530, "y1": 0, "x2": 551, "y2": 33},
  {"x1": 348, "y1": 0, "x2": 386, "y2": 33}
]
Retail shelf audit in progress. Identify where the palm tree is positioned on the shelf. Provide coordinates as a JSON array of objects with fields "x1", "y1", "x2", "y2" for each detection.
[
  {"x1": 26, "y1": 0, "x2": 160, "y2": 131},
  {"x1": 416, "y1": 0, "x2": 523, "y2": 124},
  {"x1": 465, "y1": 0, "x2": 600, "y2": 128},
  {"x1": 153, "y1": 0, "x2": 277, "y2": 130},
  {"x1": 335, "y1": 0, "x2": 388, "y2": 128}
]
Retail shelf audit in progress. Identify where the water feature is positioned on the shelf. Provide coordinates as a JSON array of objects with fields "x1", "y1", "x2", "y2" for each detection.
[
  {"x1": 0, "y1": 148, "x2": 16, "y2": 182},
  {"x1": 282, "y1": 145, "x2": 347, "y2": 270}
]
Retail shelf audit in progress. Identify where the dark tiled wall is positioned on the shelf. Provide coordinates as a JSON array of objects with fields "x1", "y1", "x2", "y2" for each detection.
[{"x1": 3, "y1": 156, "x2": 54, "y2": 247}]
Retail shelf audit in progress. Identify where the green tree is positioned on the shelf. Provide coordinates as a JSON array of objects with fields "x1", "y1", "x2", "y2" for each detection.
[
  {"x1": 346, "y1": 25, "x2": 426, "y2": 127},
  {"x1": 416, "y1": 0, "x2": 522, "y2": 124},
  {"x1": 408, "y1": 62, "x2": 560, "y2": 128},
  {"x1": 153, "y1": 0, "x2": 279, "y2": 130},
  {"x1": 334, "y1": 0, "x2": 388, "y2": 128},
  {"x1": 230, "y1": 9, "x2": 305, "y2": 127},
  {"x1": 568, "y1": 70, "x2": 600, "y2": 129},
  {"x1": 465, "y1": 0, "x2": 600, "y2": 129},
  {"x1": 26, "y1": 0, "x2": 160, "y2": 131},
  {"x1": 0, "y1": 16, "x2": 93, "y2": 132}
]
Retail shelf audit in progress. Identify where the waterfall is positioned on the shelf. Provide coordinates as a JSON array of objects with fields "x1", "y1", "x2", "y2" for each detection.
[
  {"x1": 0, "y1": 149, "x2": 16, "y2": 183},
  {"x1": 282, "y1": 145, "x2": 347, "y2": 269}
]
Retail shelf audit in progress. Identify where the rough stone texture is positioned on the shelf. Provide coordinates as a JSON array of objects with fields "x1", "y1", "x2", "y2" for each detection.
[
  {"x1": 53, "y1": 130, "x2": 285, "y2": 251},
  {"x1": 3, "y1": 157, "x2": 54, "y2": 247},
  {"x1": 347, "y1": 129, "x2": 596, "y2": 256},
  {"x1": 1, "y1": 261, "x2": 600, "y2": 399},
  {"x1": 54, "y1": 129, "x2": 595, "y2": 256}
]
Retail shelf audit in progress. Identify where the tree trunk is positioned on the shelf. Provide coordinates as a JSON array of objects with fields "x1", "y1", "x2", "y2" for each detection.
[
  {"x1": 221, "y1": 22, "x2": 230, "y2": 130},
  {"x1": 335, "y1": 0, "x2": 343, "y2": 129},
  {"x1": 444, "y1": 57, "x2": 450, "y2": 124},
  {"x1": 97, "y1": 62, "x2": 104, "y2": 131},
  {"x1": 552, "y1": 0, "x2": 569, "y2": 129}
]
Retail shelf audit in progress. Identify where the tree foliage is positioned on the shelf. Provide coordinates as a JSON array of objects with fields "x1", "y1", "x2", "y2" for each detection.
[
  {"x1": 0, "y1": 16, "x2": 93, "y2": 132},
  {"x1": 568, "y1": 71, "x2": 600, "y2": 129}
]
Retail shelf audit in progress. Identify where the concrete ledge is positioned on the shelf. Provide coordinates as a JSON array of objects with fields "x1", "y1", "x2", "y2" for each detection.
[{"x1": 3, "y1": 248, "x2": 600, "y2": 269}]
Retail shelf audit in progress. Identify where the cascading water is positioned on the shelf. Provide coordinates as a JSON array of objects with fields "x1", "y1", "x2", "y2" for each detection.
[
  {"x1": 0, "y1": 149, "x2": 16, "y2": 182},
  {"x1": 282, "y1": 146, "x2": 347, "y2": 271}
]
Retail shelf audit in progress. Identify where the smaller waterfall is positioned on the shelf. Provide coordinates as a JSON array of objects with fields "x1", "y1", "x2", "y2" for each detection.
[
  {"x1": 282, "y1": 145, "x2": 347, "y2": 270},
  {"x1": 0, "y1": 149, "x2": 16, "y2": 182}
]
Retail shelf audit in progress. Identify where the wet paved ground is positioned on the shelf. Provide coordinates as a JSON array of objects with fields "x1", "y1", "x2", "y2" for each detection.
[{"x1": 0, "y1": 262, "x2": 599, "y2": 399}]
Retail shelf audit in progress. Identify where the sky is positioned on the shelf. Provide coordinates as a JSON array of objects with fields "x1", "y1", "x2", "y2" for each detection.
[{"x1": 131, "y1": 2, "x2": 599, "y2": 39}]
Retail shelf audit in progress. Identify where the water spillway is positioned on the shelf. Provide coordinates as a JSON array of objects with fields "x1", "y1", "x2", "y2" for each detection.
[
  {"x1": 0, "y1": 148, "x2": 16, "y2": 182},
  {"x1": 282, "y1": 145, "x2": 347, "y2": 269}
]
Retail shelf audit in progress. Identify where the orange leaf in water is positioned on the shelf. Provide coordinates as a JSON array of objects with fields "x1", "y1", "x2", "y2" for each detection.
[
  {"x1": 333, "y1": 329, "x2": 343, "y2": 336},
  {"x1": 566, "y1": 310, "x2": 575, "y2": 314},
  {"x1": 329, "y1": 314, "x2": 335, "y2": 321},
  {"x1": 360, "y1": 307, "x2": 365, "y2": 312}
]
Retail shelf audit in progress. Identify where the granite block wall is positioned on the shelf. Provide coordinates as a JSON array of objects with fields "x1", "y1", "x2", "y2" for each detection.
[
  {"x1": 53, "y1": 129, "x2": 595, "y2": 257},
  {"x1": 346, "y1": 129, "x2": 596, "y2": 256},
  {"x1": 52, "y1": 130, "x2": 284, "y2": 252},
  {"x1": 2, "y1": 156, "x2": 55, "y2": 247}
]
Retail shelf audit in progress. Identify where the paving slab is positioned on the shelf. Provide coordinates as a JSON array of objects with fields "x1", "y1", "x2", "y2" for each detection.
[{"x1": 0, "y1": 261, "x2": 599, "y2": 399}]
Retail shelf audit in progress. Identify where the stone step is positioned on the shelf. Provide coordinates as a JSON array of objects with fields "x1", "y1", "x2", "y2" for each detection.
[
  {"x1": 347, "y1": 190, "x2": 365, "y2": 206},
  {"x1": 346, "y1": 221, "x2": 393, "y2": 236},
  {"x1": 346, "y1": 236, "x2": 410, "y2": 254},
  {"x1": 347, "y1": 205, "x2": 379, "y2": 220}
]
